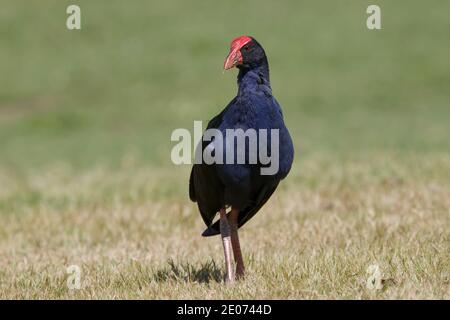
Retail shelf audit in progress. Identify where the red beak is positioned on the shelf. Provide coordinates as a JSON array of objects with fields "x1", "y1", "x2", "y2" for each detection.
[
  {"x1": 224, "y1": 48, "x2": 242, "y2": 70},
  {"x1": 223, "y1": 36, "x2": 252, "y2": 70}
]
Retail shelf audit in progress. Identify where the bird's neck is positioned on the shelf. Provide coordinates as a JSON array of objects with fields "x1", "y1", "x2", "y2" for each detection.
[{"x1": 237, "y1": 57, "x2": 270, "y2": 87}]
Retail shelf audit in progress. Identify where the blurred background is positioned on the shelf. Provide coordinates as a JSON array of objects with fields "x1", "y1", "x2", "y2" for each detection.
[
  {"x1": 1, "y1": 0, "x2": 449, "y2": 170},
  {"x1": 0, "y1": 0, "x2": 449, "y2": 299}
]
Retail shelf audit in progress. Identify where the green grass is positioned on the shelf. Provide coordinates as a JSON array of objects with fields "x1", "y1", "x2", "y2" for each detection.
[{"x1": 0, "y1": 0, "x2": 449, "y2": 299}]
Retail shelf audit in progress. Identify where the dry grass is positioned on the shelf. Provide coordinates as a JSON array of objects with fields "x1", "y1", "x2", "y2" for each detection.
[
  {"x1": 1, "y1": 0, "x2": 450, "y2": 300},
  {"x1": 0, "y1": 154, "x2": 449, "y2": 299}
]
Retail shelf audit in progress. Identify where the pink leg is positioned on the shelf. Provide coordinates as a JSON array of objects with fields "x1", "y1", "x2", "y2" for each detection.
[
  {"x1": 229, "y1": 208, "x2": 245, "y2": 279},
  {"x1": 220, "y1": 208, "x2": 235, "y2": 283}
]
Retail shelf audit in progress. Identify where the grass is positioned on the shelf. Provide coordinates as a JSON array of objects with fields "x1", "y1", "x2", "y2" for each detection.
[
  {"x1": 0, "y1": 1, "x2": 449, "y2": 299},
  {"x1": 0, "y1": 155, "x2": 448, "y2": 299}
]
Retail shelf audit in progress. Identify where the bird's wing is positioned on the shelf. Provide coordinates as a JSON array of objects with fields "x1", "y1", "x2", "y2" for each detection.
[
  {"x1": 201, "y1": 180, "x2": 279, "y2": 237},
  {"x1": 189, "y1": 163, "x2": 223, "y2": 227},
  {"x1": 189, "y1": 98, "x2": 236, "y2": 226}
]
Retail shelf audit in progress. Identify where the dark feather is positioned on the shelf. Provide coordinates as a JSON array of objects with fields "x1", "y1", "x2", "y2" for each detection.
[
  {"x1": 189, "y1": 37, "x2": 294, "y2": 237},
  {"x1": 201, "y1": 181, "x2": 279, "y2": 236}
]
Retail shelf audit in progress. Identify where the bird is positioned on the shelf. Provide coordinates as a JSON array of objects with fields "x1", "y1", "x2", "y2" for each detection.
[{"x1": 189, "y1": 35, "x2": 294, "y2": 283}]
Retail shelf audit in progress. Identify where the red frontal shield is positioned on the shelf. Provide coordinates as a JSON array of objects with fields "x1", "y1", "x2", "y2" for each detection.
[{"x1": 224, "y1": 36, "x2": 252, "y2": 70}]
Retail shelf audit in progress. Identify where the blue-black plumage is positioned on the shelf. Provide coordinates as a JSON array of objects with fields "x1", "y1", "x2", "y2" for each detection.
[{"x1": 189, "y1": 36, "x2": 294, "y2": 237}]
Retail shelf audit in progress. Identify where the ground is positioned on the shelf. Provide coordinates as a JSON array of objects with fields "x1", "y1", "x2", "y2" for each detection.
[{"x1": 0, "y1": 1, "x2": 449, "y2": 299}]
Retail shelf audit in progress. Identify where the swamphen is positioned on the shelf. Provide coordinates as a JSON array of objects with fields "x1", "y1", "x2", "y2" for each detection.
[{"x1": 189, "y1": 36, "x2": 294, "y2": 283}]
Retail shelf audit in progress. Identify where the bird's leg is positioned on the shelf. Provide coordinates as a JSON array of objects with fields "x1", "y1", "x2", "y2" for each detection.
[
  {"x1": 220, "y1": 208, "x2": 235, "y2": 283},
  {"x1": 229, "y1": 208, "x2": 245, "y2": 279}
]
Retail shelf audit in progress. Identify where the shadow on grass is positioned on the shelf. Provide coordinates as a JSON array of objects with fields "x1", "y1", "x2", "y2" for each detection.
[{"x1": 153, "y1": 259, "x2": 223, "y2": 284}]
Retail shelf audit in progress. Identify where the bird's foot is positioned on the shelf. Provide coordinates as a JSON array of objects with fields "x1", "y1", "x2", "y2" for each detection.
[
  {"x1": 236, "y1": 266, "x2": 245, "y2": 280},
  {"x1": 224, "y1": 273, "x2": 235, "y2": 284}
]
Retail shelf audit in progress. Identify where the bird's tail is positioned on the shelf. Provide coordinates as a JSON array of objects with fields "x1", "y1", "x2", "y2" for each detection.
[
  {"x1": 201, "y1": 225, "x2": 220, "y2": 237},
  {"x1": 201, "y1": 182, "x2": 279, "y2": 237}
]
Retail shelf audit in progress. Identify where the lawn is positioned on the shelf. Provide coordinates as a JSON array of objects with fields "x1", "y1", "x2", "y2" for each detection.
[{"x1": 0, "y1": 0, "x2": 449, "y2": 299}]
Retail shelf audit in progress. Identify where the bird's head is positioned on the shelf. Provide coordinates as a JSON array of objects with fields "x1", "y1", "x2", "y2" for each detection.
[{"x1": 223, "y1": 35, "x2": 267, "y2": 71}]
